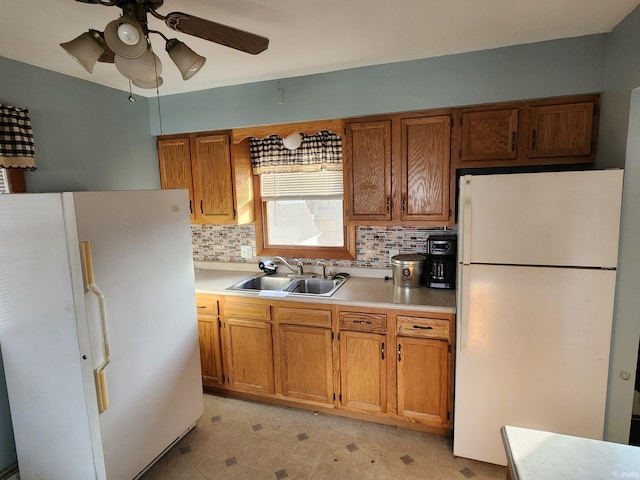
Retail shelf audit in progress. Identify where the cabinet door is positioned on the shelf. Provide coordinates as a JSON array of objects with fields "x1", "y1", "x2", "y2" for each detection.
[
  {"x1": 197, "y1": 316, "x2": 223, "y2": 387},
  {"x1": 192, "y1": 134, "x2": 236, "y2": 222},
  {"x1": 400, "y1": 116, "x2": 451, "y2": 222},
  {"x1": 276, "y1": 324, "x2": 333, "y2": 404},
  {"x1": 224, "y1": 318, "x2": 275, "y2": 395},
  {"x1": 345, "y1": 121, "x2": 392, "y2": 221},
  {"x1": 460, "y1": 109, "x2": 518, "y2": 162},
  {"x1": 339, "y1": 331, "x2": 386, "y2": 414},
  {"x1": 157, "y1": 137, "x2": 195, "y2": 222},
  {"x1": 528, "y1": 102, "x2": 594, "y2": 158},
  {"x1": 397, "y1": 336, "x2": 449, "y2": 427}
]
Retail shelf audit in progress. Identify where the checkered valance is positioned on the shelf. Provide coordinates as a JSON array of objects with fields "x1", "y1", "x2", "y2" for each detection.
[
  {"x1": 0, "y1": 105, "x2": 36, "y2": 170},
  {"x1": 249, "y1": 130, "x2": 342, "y2": 175}
]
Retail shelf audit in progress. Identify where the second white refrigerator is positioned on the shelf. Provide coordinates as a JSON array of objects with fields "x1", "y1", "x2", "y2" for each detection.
[{"x1": 453, "y1": 169, "x2": 624, "y2": 466}]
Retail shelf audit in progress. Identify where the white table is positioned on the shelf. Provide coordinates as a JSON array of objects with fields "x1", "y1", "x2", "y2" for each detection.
[{"x1": 501, "y1": 425, "x2": 640, "y2": 480}]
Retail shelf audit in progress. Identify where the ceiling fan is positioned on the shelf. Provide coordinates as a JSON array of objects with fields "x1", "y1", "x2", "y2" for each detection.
[{"x1": 61, "y1": 0, "x2": 269, "y2": 88}]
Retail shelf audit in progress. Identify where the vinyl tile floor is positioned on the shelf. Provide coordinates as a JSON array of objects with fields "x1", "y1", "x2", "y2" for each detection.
[{"x1": 141, "y1": 393, "x2": 507, "y2": 480}]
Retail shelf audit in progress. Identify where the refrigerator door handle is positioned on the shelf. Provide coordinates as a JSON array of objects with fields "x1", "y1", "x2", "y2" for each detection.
[
  {"x1": 81, "y1": 241, "x2": 111, "y2": 413},
  {"x1": 458, "y1": 266, "x2": 471, "y2": 351}
]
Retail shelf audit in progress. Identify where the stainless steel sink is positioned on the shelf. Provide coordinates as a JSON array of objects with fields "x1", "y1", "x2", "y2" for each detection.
[
  {"x1": 227, "y1": 273, "x2": 348, "y2": 297},
  {"x1": 284, "y1": 278, "x2": 346, "y2": 295},
  {"x1": 229, "y1": 275, "x2": 293, "y2": 291}
]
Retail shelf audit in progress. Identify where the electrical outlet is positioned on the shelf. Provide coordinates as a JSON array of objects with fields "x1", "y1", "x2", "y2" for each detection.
[
  {"x1": 240, "y1": 245, "x2": 252, "y2": 259},
  {"x1": 389, "y1": 249, "x2": 400, "y2": 261}
]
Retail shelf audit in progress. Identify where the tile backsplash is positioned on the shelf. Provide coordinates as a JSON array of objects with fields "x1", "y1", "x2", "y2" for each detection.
[{"x1": 192, "y1": 224, "x2": 454, "y2": 269}]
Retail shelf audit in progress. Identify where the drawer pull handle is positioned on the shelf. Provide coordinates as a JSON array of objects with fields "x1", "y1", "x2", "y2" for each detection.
[
  {"x1": 381, "y1": 342, "x2": 385, "y2": 360},
  {"x1": 412, "y1": 325, "x2": 433, "y2": 330},
  {"x1": 354, "y1": 320, "x2": 372, "y2": 325},
  {"x1": 197, "y1": 306, "x2": 207, "y2": 309}
]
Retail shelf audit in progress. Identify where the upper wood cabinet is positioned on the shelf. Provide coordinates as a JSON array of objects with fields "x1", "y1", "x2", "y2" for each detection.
[
  {"x1": 460, "y1": 108, "x2": 518, "y2": 162},
  {"x1": 157, "y1": 137, "x2": 196, "y2": 222},
  {"x1": 453, "y1": 94, "x2": 599, "y2": 170},
  {"x1": 344, "y1": 111, "x2": 453, "y2": 227},
  {"x1": 400, "y1": 115, "x2": 451, "y2": 222},
  {"x1": 528, "y1": 102, "x2": 594, "y2": 158},
  {"x1": 157, "y1": 132, "x2": 254, "y2": 225},
  {"x1": 344, "y1": 121, "x2": 392, "y2": 222}
]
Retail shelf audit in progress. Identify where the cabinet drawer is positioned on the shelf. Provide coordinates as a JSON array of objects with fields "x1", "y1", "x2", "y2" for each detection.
[
  {"x1": 224, "y1": 299, "x2": 271, "y2": 321},
  {"x1": 397, "y1": 316, "x2": 449, "y2": 340},
  {"x1": 339, "y1": 312, "x2": 387, "y2": 333},
  {"x1": 195, "y1": 295, "x2": 218, "y2": 315},
  {"x1": 274, "y1": 307, "x2": 332, "y2": 328}
]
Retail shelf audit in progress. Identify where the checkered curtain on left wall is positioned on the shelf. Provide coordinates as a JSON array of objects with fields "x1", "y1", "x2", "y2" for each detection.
[{"x1": 0, "y1": 104, "x2": 36, "y2": 169}]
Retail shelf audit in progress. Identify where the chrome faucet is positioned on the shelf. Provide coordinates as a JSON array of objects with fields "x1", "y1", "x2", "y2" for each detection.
[
  {"x1": 317, "y1": 260, "x2": 327, "y2": 278},
  {"x1": 272, "y1": 256, "x2": 304, "y2": 275}
]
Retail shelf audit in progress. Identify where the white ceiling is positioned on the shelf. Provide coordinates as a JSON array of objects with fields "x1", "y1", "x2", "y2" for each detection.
[{"x1": 2, "y1": 0, "x2": 639, "y2": 97}]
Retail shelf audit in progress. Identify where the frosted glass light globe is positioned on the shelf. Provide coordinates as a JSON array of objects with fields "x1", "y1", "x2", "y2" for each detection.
[{"x1": 117, "y1": 22, "x2": 140, "y2": 46}]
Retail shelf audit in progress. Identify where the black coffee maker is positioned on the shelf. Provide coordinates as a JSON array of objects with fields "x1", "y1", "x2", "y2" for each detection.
[{"x1": 426, "y1": 234, "x2": 457, "y2": 289}]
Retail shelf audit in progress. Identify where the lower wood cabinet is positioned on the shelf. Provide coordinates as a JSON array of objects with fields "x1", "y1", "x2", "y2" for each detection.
[
  {"x1": 195, "y1": 294, "x2": 223, "y2": 387},
  {"x1": 339, "y1": 330, "x2": 387, "y2": 414},
  {"x1": 223, "y1": 298, "x2": 275, "y2": 395},
  {"x1": 396, "y1": 314, "x2": 453, "y2": 429},
  {"x1": 272, "y1": 306, "x2": 334, "y2": 405},
  {"x1": 198, "y1": 294, "x2": 454, "y2": 435},
  {"x1": 397, "y1": 336, "x2": 449, "y2": 427}
]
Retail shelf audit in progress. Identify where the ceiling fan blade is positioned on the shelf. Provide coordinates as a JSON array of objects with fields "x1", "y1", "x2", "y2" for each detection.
[{"x1": 164, "y1": 12, "x2": 269, "y2": 55}]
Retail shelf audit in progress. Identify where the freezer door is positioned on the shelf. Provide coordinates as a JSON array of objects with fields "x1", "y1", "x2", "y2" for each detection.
[
  {"x1": 458, "y1": 169, "x2": 623, "y2": 268},
  {"x1": 65, "y1": 190, "x2": 203, "y2": 480},
  {"x1": 0, "y1": 194, "x2": 102, "y2": 479},
  {"x1": 454, "y1": 264, "x2": 615, "y2": 465}
]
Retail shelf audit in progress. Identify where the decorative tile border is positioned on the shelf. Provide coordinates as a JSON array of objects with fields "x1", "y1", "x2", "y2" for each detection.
[{"x1": 192, "y1": 224, "x2": 455, "y2": 269}]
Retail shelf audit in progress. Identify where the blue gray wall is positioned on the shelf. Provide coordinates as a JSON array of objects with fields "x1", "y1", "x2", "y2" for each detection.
[
  {"x1": 150, "y1": 34, "x2": 607, "y2": 136},
  {"x1": 0, "y1": 56, "x2": 158, "y2": 193}
]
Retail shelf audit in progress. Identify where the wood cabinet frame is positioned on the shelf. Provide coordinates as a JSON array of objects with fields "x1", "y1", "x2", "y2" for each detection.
[
  {"x1": 200, "y1": 295, "x2": 455, "y2": 436},
  {"x1": 343, "y1": 108, "x2": 454, "y2": 227},
  {"x1": 157, "y1": 131, "x2": 254, "y2": 225}
]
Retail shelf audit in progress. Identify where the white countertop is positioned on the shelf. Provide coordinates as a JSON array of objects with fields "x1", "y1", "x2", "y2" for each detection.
[
  {"x1": 194, "y1": 265, "x2": 456, "y2": 314},
  {"x1": 501, "y1": 426, "x2": 640, "y2": 480}
]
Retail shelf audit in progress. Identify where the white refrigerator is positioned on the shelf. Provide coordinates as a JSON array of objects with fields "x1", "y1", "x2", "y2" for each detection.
[
  {"x1": 0, "y1": 190, "x2": 203, "y2": 479},
  {"x1": 454, "y1": 169, "x2": 624, "y2": 466}
]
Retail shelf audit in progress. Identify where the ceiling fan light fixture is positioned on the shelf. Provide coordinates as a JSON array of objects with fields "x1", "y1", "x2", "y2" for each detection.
[
  {"x1": 114, "y1": 49, "x2": 163, "y2": 83},
  {"x1": 166, "y1": 39, "x2": 206, "y2": 80},
  {"x1": 132, "y1": 77, "x2": 164, "y2": 89},
  {"x1": 60, "y1": 29, "x2": 106, "y2": 74},
  {"x1": 104, "y1": 16, "x2": 147, "y2": 59}
]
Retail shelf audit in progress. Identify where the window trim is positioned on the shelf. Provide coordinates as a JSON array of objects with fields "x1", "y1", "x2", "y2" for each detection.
[
  {"x1": 253, "y1": 174, "x2": 356, "y2": 260},
  {"x1": 0, "y1": 168, "x2": 26, "y2": 193}
]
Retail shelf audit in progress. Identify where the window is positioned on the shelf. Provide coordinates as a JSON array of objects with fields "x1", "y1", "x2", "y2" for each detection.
[
  {"x1": 261, "y1": 170, "x2": 344, "y2": 246},
  {"x1": 250, "y1": 129, "x2": 355, "y2": 260},
  {"x1": 0, "y1": 169, "x2": 8, "y2": 193}
]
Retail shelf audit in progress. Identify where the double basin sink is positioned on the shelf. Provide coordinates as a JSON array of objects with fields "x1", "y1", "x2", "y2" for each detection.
[{"x1": 227, "y1": 273, "x2": 348, "y2": 297}]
